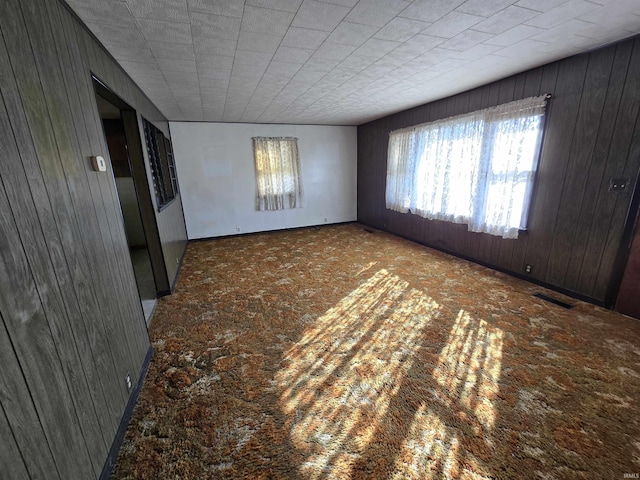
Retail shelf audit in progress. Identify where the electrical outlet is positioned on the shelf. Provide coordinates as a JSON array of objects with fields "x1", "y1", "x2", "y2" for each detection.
[
  {"x1": 236, "y1": 227, "x2": 241, "y2": 232},
  {"x1": 525, "y1": 264, "x2": 532, "y2": 274},
  {"x1": 324, "y1": 218, "x2": 327, "y2": 223},
  {"x1": 125, "y1": 372, "x2": 132, "y2": 393}
]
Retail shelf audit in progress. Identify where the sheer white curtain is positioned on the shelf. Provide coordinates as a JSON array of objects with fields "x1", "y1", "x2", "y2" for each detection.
[
  {"x1": 386, "y1": 95, "x2": 548, "y2": 239},
  {"x1": 253, "y1": 137, "x2": 302, "y2": 211}
]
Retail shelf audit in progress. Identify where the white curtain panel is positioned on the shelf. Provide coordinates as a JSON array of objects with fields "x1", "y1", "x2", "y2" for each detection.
[
  {"x1": 386, "y1": 95, "x2": 548, "y2": 239},
  {"x1": 253, "y1": 137, "x2": 302, "y2": 211}
]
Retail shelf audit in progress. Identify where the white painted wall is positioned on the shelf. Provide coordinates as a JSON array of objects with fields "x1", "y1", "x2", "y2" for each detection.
[{"x1": 169, "y1": 122, "x2": 357, "y2": 239}]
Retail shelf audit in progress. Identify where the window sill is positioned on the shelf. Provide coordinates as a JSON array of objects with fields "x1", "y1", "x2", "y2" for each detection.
[{"x1": 157, "y1": 193, "x2": 179, "y2": 213}]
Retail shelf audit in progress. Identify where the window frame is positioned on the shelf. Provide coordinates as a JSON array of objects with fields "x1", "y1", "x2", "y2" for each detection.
[
  {"x1": 385, "y1": 95, "x2": 550, "y2": 239},
  {"x1": 253, "y1": 136, "x2": 302, "y2": 211}
]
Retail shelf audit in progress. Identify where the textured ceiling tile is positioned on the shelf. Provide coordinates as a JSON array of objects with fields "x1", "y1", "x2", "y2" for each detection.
[
  {"x1": 578, "y1": 0, "x2": 639, "y2": 23},
  {"x1": 189, "y1": 12, "x2": 241, "y2": 39},
  {"x1": 317, "y1": 0, "x2": 359, "y2": 5},
  {"x1": 196, "y1": 54, "x2": 235, "y2": 70},
  {"x1": 400, "y1": 0, "x2": 466, "y2": 23},
  {"x1": 292, "y1": 0, "x2": 351, "y2": 31},
  {"x1": 132, "y1": 71, "x2": 168, "y2": 84},
  {"x1": 448, "y1": 43, "x2": 502, "y2": 59},
  {"x1": 187, "y1": 0, "x2": 244, "y2": 17},
  {"x1": 113, "y1": 47, "x2": 156, "y2": 63},
  {"x1": 394, "y1": 34, "x2": 447, "y2": 54},
  {"x1": 237, "y1": 31, "x2": 284, "y2": 53},
  {"x1": 281, "y1": 27, "x2": 329, "y2": 49},
  {"x1": 326, "y1": 22, "x2": 378, "y2": 46},
  {"x1": 246, "y1": 0, "x2": 304, "y2": 13},
  {"x1": 88, "y1": 23, "x2": 147, "y2": 47},
  {"x1": 71, "y1": 0, "x2": 640, "y2": 125},
  {"x1": 193, "y1": 37, "x2": 237, "y2": 56},
  {"x1": 576, "y1": 14, "x2": 640, "y2": 41},
  {"x1": 265, "y1": 60, "x2": 303, "y2": 77},
  {"x1": 232, "y1": 62, "x2": 268, "y2": 77},
  {"x1": 198, "y1": 68, "x2": 231, "y2": 81},
  {"x1": 241, "y1": 6, "x2": 295, "y2": 35},
  {"x1": 456, "y1": 0, "x2": 517, "y2": 16},
  {"x1": 299, "y1": 57, "x2": 341, "y2": 73},
  {"x1": 493, "y1": 38, "x2": 551, "y2": 57},
  {"x1": 421, "y1": 11, "x2": 484, "y2": 38},
  {"x1": 199, "y1": 75, "x2": 232, "y2": 88},
  {"x1": 157, "y1": 58, "x2": 198, "y2": 72},
  {"x1": 164, "y1": 70, "x2": 199, "y2": 83},
  {"x1": 438, "y1": 29, "x2": 493, "y2": 51},
  {"x1": 313, "y1": 42, "x2": 358, "y2": 60},
  {"x1": 339, "y1": 54, "x2": 377, "y2": 71},
  {"x1": 380, "y1": 48, "x2": 421, "y2": 66},
  {"x1": 473, "y1": 5, "x2": 539, "y2": 34},
  {"x1": 514, "y1": 0, "x2": 568, "y2": 12},
  {"x1": 529, "y1": 19, "x2": 596, "y2": 43},
  {"x1": 255, "y1": 76, "x2": 289, "y2": 90},
  {"x1": 411, "y1": 47, "x2": 453, "y2": 65},
  {"x1": 119, "y1": 60, "x2": 160, "y2": 75},
  {"x1": 373, "y1": 17, "x2": 431, "y2": 42},
  {"x1": 148, "y1": 41, "x2": 196, "y2": 60},
  {"x1": 273, "y1": 46, "x2": 315, "y2": 63},
  {"x1": 525, "y1": 0, "x2": 600, "y2": 28},
  {"x1": 345, "y1": 0, "x2": 411, "y2": 27},
  {"x1": 291, "y1": 69, "x2": 326, "y2": 84},
  {"x1": 137, "y1": 18, "x2": 193, "y2": 44},
  {"x1": 482, "y1": 24, "x2": 543, "y2": 46},
  {"x1": 353, "y1": 38, "x2": 400, "y2": 58},
  {"x1": 72, "y1": 1, "x2": 136, "y2": 26},
  {"x1": 127, "y1": 0, "x2": 189, "y2": 23},
  {"x1": 234, "y1": 50, "x2": 275, "y2": 66}
]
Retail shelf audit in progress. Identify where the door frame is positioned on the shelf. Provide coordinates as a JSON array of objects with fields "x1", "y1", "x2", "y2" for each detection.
[{"x1": 92, "y1": 75, "x2": 170, "y2": 295}]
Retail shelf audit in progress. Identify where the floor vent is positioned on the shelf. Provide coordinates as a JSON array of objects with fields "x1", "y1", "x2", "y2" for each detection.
[{"x1": 533, "y1": 293, "x2": 574, "y2": 309}]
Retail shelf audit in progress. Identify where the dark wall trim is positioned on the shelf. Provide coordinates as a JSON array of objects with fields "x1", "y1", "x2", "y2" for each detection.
[
  {"x1": 99, "y1": 346, "x2": 153, "y2": 480},
  {"x1": 157, "y1": 242, "x2": 188, "y2": 297}
]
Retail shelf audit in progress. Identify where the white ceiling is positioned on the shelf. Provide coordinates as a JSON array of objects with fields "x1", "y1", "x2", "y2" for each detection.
[{"x1": 66, "y1": 0, "x2": 640, "y2": 125}]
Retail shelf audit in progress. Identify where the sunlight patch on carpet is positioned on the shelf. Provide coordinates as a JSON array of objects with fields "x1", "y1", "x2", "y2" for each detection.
[
  {"x1": 433, "y1": 310, "x2": 504, "y2": 429},
  {"x1": 276, "y1": 269, "x2": 440, "y2": 478},
  {"x1": 390, "y1": 311, "x2": 503, "y2": 479}
]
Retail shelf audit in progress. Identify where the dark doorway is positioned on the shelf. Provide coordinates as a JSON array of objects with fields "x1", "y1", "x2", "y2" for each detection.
[
  {"x1": 93, "y1": 77, "x2": 170, "y2": 323},
  {"x1": 613, "y1": 167, "x2": 640, "y2": 320},
  {"x1": 615, "y1": 209, "x2": 640, "y2": 319}
]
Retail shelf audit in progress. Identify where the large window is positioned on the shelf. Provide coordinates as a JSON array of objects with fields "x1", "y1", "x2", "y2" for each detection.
[
  {"x1": 142, "y1": 118, "x2": 178, "y2": 210},
  {"x1": 386, "y1": 95, "x2": 548, "y2": 239},
  {"x1": 253, "y1": 137, "x2": 302, "y2": 211}
]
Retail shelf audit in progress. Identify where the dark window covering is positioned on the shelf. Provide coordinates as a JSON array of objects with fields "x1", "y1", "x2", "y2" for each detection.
[{"x1": 142, "y1": 117, "x2": 176, "y2": 210}]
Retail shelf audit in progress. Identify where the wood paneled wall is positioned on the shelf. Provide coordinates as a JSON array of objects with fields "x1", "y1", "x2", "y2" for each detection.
[
  {"x1": 0, "y1": 0, "x2": 186, "y2": 477},
  {"x1": 358, "y1": 36, "x2": 640, "y2": 305}
]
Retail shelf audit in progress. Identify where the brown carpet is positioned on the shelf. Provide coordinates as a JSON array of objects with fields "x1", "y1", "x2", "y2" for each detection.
[{"x1": 114, "y1": 223, "x2": 640, "y2": 479}]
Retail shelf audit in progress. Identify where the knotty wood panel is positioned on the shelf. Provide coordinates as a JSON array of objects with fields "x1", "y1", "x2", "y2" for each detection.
[
  {"x1": 357, "y1": 36, "x2": 640, "y2": 305},
  {"x1": 0, "y1": 313, "x2": 58, "y2": 479},
  {"x1": 0, "y1": 405, "x2": 29, "y2": 480},
  {"x1": 0, "y1": 0, "x2": 186, "y2": 477}
]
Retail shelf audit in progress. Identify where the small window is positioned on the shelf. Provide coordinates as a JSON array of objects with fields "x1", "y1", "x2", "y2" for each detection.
[
  {"x1": 386, "y1": 95, "x2": 549, "y2": 239},
  {"x1": 142, "y1": 117, "x2": 177, "y2": 210},
  {"x1": 253, "y1": 137, "x2": 302, "y2": 210}
]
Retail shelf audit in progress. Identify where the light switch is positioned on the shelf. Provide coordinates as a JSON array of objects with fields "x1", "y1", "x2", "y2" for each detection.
[{"x1": 91, "y1": 155, "x2": 107, "y2": 172}]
